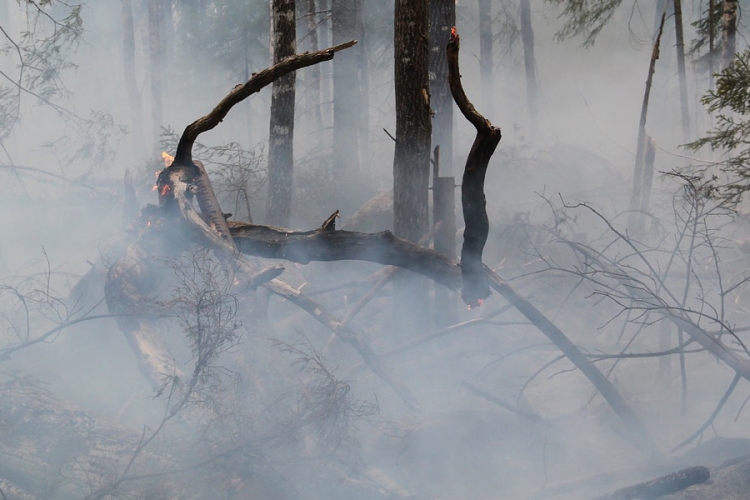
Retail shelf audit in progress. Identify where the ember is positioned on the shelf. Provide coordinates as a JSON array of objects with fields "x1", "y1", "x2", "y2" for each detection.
[
  {"x1": 450, "y1": 26, "x2": 459, "y2": 43},
  {"x1": 160, "y1": 184, "x2": 171, "y2": 197}
]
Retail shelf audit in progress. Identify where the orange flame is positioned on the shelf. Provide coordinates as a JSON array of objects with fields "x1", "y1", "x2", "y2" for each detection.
[
  {"x1": 161, "y1": 151, "x2": 174, "y2": 167},
  {"x1": 450, "y1": 26, "x2": 459, "y2": 43},
  {"x1": 160, "y1": 184, "x2": 171, "y2": 197}
]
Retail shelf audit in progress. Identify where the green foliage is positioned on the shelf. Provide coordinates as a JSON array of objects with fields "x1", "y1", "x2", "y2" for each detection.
[
  {"x1": 546, "y1": 0, "x2": 623, "y2": 47},
  {"x1": 686, "y1": 48, "x2": 750, "y2": 204},
  {"x1": 688, "y1": 0, "x2": 723, "y2": 70}
]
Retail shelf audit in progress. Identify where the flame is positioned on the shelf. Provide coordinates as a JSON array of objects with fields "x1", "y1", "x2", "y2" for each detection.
[
  {"x1": 161, "y1": 151, "x2": 174, "y2": 167},
  {"x1": 450, "y1": 26, "x2": 459, "y2": 43},
  {"x1": 160, "y1": 184, "x2": 171, "y2": 197}
]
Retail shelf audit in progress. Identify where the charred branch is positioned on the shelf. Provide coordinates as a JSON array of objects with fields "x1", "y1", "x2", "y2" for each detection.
[
  {"x1": 446, "y1": 27, "x2": 502, "y2": 307},
  {"x1": 595, "y1": 466, "x2": 710, "y2": 500}
]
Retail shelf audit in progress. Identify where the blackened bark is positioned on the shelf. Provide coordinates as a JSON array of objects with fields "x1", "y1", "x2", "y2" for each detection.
[
  {"x1": 266, "y1": 0, "x2": 297, "y2": 227},
  {"x1": 447, "y1": 28, "x2": 501, "y2": 306},
  {"x1": 520, "y1": 0, "x2": 538, "y2": 123},
  {"x1": 673, "y1": 0, "x2": 690, "y2": 141},
  {"x1": 429, "y1": 0, "x2": 456, "y2": 174},
  {"x1": 393, "y1": 0, "x2": 431, "y2": 242},
  {"x1": 722, "y1": 0, "x2": 738, "y2": 69},
  {"x1": 148, "y1": 0, "x2": 163, "y2": 148},
  {"x1": 121, "y1": 0, "x2": 145, "y2": 154},
  {"x1": 332, "y1": 0, "x2": 361, "y2": 175},
  {"x1": 478, "y1": 0, "x2": 493, "y2": 116},
  {"x1": 597, "y1": 466, "x2": 709, "y2": 500}
]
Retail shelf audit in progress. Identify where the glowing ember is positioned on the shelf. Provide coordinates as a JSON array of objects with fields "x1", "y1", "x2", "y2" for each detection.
[
  {"x1": 467, "y1": 298, "x2": 484, "y2": 310},
  {"x1": 161, "y1": 151, "x2": 174, "y2": 167},
  {"x1": 160, "y1": 184, "x2": 171, "y2": 197},
  {"x1": 450, "y1": 26, "x2": 459, "y2": 43}
]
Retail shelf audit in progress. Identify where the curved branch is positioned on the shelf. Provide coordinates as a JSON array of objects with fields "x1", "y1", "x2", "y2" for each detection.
[
  {"x1": 447, "y1": 27, "x2": 502, "y2": 306},
  {"x1": 173, "y1": 40, "x2": 357, "y2": 166}
]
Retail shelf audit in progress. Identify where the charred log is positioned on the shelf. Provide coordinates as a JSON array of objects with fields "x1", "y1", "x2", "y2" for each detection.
[{"x1": 446, "y1": 27, "x2": 502, "y2": 306}]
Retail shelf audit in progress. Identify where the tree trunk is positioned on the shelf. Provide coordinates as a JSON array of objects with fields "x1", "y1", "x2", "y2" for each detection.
[
  {"x1": 722, "y1": 0, "x2": 738, "y2": 69},
  {"x1": 148, "y1": 0, "x2": 163, "y2": 150},
  {"x1": 393, "y1": 0, "x2": 431, "y2": 242},
  {"x1": 121, "y1": 0, "x2": 145, "y2": 155},
  {"x1": 520, "y1": 0, "x2": 538, "y2": 124},
  {"x1": 673, "y1": 0, "x2": 690, "y2": 141},
  {"x1": 393, "y1": 0, "x2": 431, "y2": 333},
  {"x1": 332, "y1": 0, "x2": 361, "y2": 176},
  {"x1": 355, "y1": 0, "x2": 369, "y2": 167},
  {"x1": 429, "y1": 0, "x2": 455, "y2": 174},
  {"x1": 628, "y1": 12, "x2": 665, "y2": 237},
  {"x1": 478, "y1": 0, "x2": 493, "y2": 117},
  {"x1": 306, "y1": 0, "x2": 323, "y2": 132},
  {"x1": 265, "y1": 0, "x2": 297, "y2": 227}
]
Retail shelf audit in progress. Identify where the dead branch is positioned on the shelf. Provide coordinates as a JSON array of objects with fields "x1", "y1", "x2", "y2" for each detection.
[
  {"x1": 229, "y1": 221, "x2": 461, "y2": 290},
  {"x1": 171, "y1": 40, "x2": 357, "y2": 167},
  {"x1": 485, "y1": 267, "x2": 659, "y2": 457},
  {"x1": 594, "y1": 465, "x2": 709, "y2": 500},
  {"x1": 447, "y1": 27, "x2": 502, "y2": 306}
]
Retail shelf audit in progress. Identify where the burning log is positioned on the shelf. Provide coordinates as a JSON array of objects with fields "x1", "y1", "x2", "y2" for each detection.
[{"x1": 446, "y1": 27, "x2": 502, "y2": 307}]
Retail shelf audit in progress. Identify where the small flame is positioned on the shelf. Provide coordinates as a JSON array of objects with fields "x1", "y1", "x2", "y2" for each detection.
[
  {"x1": 450, "y1": 26, "x2": 459, "y2": 43},
  {"x1": 160, "y1": 184, "x2": 171, "y2": 197},
  {"x1": 161, "y1": 151, "x2": 174, "y2": 167}
]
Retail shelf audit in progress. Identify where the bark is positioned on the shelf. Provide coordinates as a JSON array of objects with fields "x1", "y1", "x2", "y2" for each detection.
[
  {"x1": 709, "y1": 0, "x2": 716, "y2": 82},
  {"x1": 520, "y1": 0, "x2": 538, "y2": 123},
  {"x1": 447, "y1": 28, "x2": 502, "y2": 306},
  {"x1": 121, "y1": 0, "x2": 145, "y2": 155},
  {"x1": 393, "y1": 0, "x2": 431, "y2": 242},
  {"x1": 673, "y1": 0, "x2": 690, "y2": 141},
  {"x1": 722, "y1": 0, "x2": 738, "y2": 69},
  {"x1": 429, "y1": 0, "x2": 456, "y2": 174},
  {"x1": 478, "y1": 0, "x2": 493, "y2": 116},
  {"x1": 266, "y1": 0, "x2": 297, "y2": 227},
  {"x1": 332, "y1": 0, "x2": 361, "y2": 175},
  {"x1": 628, "y1": 12, "x2": 665, "y2": 236},
  {"x1": 148, "y1": 0, "x2": 163, "y2": 149}
]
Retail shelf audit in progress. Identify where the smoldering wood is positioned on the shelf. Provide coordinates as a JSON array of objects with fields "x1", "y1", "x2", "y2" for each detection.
[
  {"x1": 594, "y1": 466, "x2": 710, "y2": 500},
  {"x1": 447, "y1": 27, "x2": 502, "y2": 307}
]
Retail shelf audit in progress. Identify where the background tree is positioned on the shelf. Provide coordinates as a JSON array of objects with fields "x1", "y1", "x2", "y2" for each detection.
[{"x1": 266, "y1": 0, "x2": 297, "y2": 226}]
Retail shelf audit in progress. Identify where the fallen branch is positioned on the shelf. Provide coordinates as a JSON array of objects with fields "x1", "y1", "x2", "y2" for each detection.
[{"x1": 594, "y1": 465, "x2": 709, "y2": 500}]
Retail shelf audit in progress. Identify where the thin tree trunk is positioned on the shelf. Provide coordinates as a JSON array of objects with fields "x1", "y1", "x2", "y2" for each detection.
[
  {"x1": 628, "y1": 12, "x2": 665, "y2": 236},
  {"x1": 332, "y1": 0, "x2": 361, "y2": 175},
  {"x1": 122, "y1": 0, "x2": 145, "y2": 155},
  {"x1": 148, "y1": 0, "x2": 163, "y2": 150},
  {"x1": 306, "y1": 0, "x2": 323, "y2": 132},
  {"x1": 429, "y1": 0, "x2": 455, "y2": 174},
  {"x1": 355, "y1": 0, "x2": 369, "y2": 167},
  {"x1": 520, "y1": 0, "x2": 538, "y2": 123},
  {"x1": 722, "y1": 0, "x2": 738, "y2": 69},
  {"x1": 265, "y1": 0, "x2": 297, "y2": 227},
  {"x1": 709, "y1": 0, "x2": 716, "y2": 86},
  {"x1": 319, "y1": 0, "x2": 332, "y2": 134},
  {"x1": 478, "y1": 0, "x2": 493, "y2": 116},
  {"x1": 432, "y1": 146, "x2": 457, "y2": 327},
  {"x1": 673, "y1": 0, "x2": 690, "y2": 141}
]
